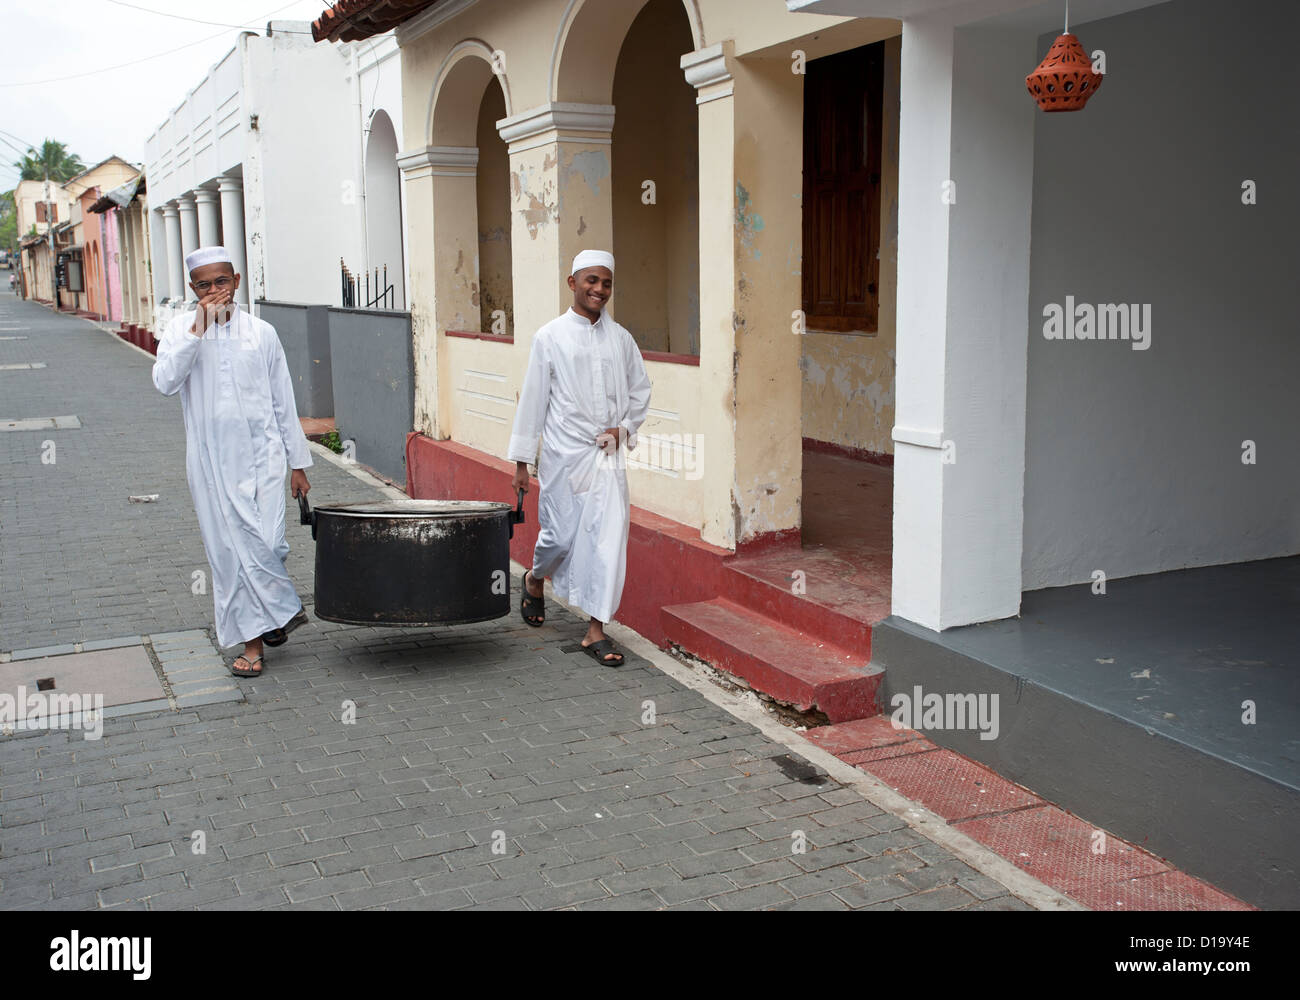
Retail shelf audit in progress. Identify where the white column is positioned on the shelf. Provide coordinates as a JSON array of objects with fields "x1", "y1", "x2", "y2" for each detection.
[
  {"x1": 217, "y1": 177, "x2": 249, "y2": 305},
  {"x1": 890, "y1": 17, "x2": 1038, "y2": 630},
  {"x1": 118, "y1": 208, "x2": 136, "y2": 324},
  {"x1": 194, "y1": 187, "x2": 222, "y2": 247},
  {"x1": 162, "y1": 204, "x2": 183, "y2": 305},
  {"x1": 177, "y1": 193, "x2": 199, "y2": 300}
]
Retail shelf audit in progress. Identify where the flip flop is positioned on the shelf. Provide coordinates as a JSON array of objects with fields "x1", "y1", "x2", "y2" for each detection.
[
  {"x1": 581, "y1": 639, "x2": 624, "y2": 667},
  {"x1": 262, "y1": 607, "x2": 309, "y2": 646},
  {"x1": 520, "y1": 570, "x2": 545, "y2": 627},
  {"x1": 230, "y1": 654, "x2": 264, "y2": 677}
]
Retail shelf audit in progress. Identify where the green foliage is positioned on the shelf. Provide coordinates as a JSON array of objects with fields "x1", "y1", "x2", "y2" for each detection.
[
  {"x1": 319, "y1": 430, "x2": 344, "y2": 455},
  {"x1": 0, "y1": 190, "x2": 14, "y2": 255},
  {"x1": 13, "y1": 140, "x2": 86, "y2": 184}
]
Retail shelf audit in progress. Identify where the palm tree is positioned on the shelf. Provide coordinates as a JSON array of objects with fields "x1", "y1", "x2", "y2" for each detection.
[{"x1": 13, "y1": 140, "x2": 86, "y2": 184}]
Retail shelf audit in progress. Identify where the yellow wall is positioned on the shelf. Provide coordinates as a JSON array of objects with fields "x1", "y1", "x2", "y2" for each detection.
[{"x1": 400, "y1": 0, "x2": 902, "y2": 547}]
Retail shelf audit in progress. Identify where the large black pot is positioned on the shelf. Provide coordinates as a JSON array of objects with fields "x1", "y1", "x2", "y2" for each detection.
[{"x1": 297, "y1": 491, "x2": 524, "y2": 627}]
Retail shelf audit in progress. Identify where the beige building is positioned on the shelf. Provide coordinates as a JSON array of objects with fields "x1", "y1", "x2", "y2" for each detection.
[
  {"x1": 318, "y1": 0, "x2": 902, "y2": 553},
  {"x1": 15, "y1": 178, "x2": 76, "y2": 302}
]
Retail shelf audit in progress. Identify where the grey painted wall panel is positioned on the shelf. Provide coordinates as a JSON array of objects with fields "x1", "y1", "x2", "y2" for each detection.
[
  {"x1": 327, "y1": 307, "x2": 413, "y2": 483},
  {"x1": 257, "y1": 300, "x2": 334, "y2": 419},
  {"x1": 1023, "y1": 0, "x2": 1300, "y2": 589}
]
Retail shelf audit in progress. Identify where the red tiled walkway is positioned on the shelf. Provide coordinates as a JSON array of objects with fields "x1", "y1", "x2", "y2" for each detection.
[{"x1": 804, "y1": 718, "x2": 1253, "y2": 911}]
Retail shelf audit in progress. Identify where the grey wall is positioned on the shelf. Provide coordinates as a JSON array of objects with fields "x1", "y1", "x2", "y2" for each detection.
[
  {"x1": 327, "y1": 306, "x2": 413, "y2": 483},
  {"x1": 1023, "y1": 0, "x2": 1300, "y2": 589},
  {"x1": 256, "y1": 301, "x2": 334, "y2": 419}
]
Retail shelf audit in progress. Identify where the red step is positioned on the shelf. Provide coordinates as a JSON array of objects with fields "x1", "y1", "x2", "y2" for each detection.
[
  {"x1": 662, "y1": 597, "x2": 883, "y2": 722},
  {"x1": 721, "y1": 553, "x2": 887, "y2": 660}
]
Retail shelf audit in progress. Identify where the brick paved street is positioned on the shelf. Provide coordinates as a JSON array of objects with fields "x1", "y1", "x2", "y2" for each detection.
[{"x1": 0, "y1": 298, "x2": 1060, "y2": 910}]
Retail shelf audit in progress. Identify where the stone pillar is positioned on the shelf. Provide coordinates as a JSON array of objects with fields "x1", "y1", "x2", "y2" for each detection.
[
  {"x1": 889, "y1": 19, "x2": 1038, "y2": 630},
  {"x1": 118, "y1": 208, "x2": 136, "y2": 324},
  {"x1": 397, "y1": 145, "x2": 481, "y2": 439},
  {"x1": 177, "y1": 194, "x2": 199, "y2": 300},
  {"x1": 162, "y1": 204, "x2": 184, "y2": 306},
  {"x1": 194, "y1": 187, "x2": 222, "y2": 248},
  {"x1": 681, "y1": 43, "x2": 803, "y2": 551},
  {"x1": 217, "y1": 177, "x2": 249, "y2": 305}
]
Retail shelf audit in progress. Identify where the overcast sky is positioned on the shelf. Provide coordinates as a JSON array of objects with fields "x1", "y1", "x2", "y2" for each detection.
[{"x1": 0, "y1": 0, "x2": 334, "y2": 189}]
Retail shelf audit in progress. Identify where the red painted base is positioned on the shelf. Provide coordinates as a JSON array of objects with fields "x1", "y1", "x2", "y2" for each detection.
[{"x1": 403, "y1": 434, "x2": 894, "y2": 721}]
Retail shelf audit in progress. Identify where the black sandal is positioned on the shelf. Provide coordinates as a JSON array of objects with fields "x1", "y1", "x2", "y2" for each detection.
[
  {"x1": 520, "y1": 570, "x2": 545, "y2": 626},
  {"x1": 263, "y1": 607, "x2": 308, "y2": 647},
  {"x1": 581, "y1": 639, "x2": 624, "y2": 667}
]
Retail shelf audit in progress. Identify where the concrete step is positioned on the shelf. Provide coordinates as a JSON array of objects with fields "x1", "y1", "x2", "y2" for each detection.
[
  {"x1": 721, "y1": 553, "x2": 887, "y2": 660},
  {"x1": 662, "y1": 596, "x2": 883, "y2": 722}
]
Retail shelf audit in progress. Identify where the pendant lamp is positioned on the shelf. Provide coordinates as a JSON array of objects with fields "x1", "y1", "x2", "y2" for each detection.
[{"x1": 1026, "y1": 1, "x2": 1103, "y2": 112}]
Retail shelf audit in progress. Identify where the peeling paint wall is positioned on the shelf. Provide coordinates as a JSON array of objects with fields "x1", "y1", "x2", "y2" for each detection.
[
  {"x1": 399, "y1": 0, "x2": 902, "y2": 549},
  {"x1": 800, "y1": 35, "x2": 900, "y2": 455}
]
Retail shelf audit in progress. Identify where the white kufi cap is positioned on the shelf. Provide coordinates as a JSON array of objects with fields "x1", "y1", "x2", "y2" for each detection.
[
  {"x1": 570, "y1": 250, "x2": 615, "y2": 276},
  {"x1": 185, "y1": 245, "x2": 234, "y2": 274}
]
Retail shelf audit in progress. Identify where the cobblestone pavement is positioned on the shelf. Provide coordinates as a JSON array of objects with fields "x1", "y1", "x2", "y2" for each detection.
[{"x1": 0, "y1": 299, "x2": 1046, "y2": 910}]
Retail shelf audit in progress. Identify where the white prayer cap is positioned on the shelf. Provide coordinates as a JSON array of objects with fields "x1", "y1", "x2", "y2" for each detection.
[
  {"x1": 571, "y1": 250, "x2": 615, "y2": 276},
  {"x1": 185, "y1": 246, "x2": 234, "y2": 274}
]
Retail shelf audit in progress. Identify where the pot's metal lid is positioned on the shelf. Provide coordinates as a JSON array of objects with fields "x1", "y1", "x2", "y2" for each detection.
[{"x1": 313, "y1": 499, "x2": 512, "y2": 518}]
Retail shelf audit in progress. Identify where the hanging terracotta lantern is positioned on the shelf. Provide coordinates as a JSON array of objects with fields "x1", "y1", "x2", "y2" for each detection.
[{"x1": 1026, "y1": 32, "x2": 1103, "y2": 112}]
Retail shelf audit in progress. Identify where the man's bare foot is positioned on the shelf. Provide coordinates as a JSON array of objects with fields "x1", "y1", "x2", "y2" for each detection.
[
  {"x1": 525, "y1": 570, "x2": 544, "y2": 599},
  {"x1": 233, "y1": 638, "x2": 264, "y2": 675}
]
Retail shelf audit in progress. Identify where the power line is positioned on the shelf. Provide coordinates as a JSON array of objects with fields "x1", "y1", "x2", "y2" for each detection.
[
  {"x1": 0, "y1": 1, "x2": 309, "y2": 88},
  {"x1": 103, "y1": 0, "x2": 259, "y2": 29}
]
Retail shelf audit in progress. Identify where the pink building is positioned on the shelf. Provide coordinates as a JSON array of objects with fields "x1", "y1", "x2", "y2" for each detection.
[{"x1": 79, "y1": 187, "x2": 123, "y2": 321}]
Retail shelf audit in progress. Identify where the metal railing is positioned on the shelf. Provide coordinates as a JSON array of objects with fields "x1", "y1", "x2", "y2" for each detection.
[{"x1": 340, "y1": 258, "x2": 395, "y2": 310}]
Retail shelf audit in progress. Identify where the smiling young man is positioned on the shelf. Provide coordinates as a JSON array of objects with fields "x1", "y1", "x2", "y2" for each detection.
[
  {"x1": 508, "y1": 250, "x2": 652, "y2": 666},
  {"x1": 152, "y1": 246, "x2": 312, "y2": 677}
]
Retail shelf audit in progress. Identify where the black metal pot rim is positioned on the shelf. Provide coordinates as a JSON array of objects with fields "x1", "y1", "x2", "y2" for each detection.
[
  {"x1": 312, "y1": 610, "x2": 507, "y2": 627},
  {"x1": 312, "y1": 499, "x2": 512, "y2": 518}
]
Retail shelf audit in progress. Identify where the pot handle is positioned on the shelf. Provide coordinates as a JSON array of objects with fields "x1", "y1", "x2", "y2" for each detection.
[
  {"x1": 508, "y1": 487, "x2": 525, "y2": 539},
  {"x1": 298, "y1": 493, "x2": 317, "y2": 540}
]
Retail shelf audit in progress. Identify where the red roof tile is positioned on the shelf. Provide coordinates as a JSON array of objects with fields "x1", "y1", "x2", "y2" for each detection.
[{"x1": 312, "y1": 0, "x2": 444, "y2": 43}]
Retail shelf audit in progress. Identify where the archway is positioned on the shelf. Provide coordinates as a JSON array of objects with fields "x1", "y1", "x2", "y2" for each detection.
[
  {"x1": 610, "y1": 0, "x2": 699, "y2": 355},
  {"x1": 475, "y1": 77, "x2": 512, "y2": 335},
  {"x1": 364, "y1": 109, "x2": 405, "y2": 309}
]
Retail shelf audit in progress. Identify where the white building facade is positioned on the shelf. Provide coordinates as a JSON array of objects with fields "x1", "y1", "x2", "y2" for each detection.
[{"x1": 144, "y1": 21, "x2": 406, "y2": 317}]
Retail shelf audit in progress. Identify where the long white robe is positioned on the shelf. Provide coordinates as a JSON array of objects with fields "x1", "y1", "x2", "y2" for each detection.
[
  {"x1": 508, "y1": 307, "x2": 652, "y2": 623},
  {"x1": 152, "y1": 304, "x2": 313, "y2": 647}
]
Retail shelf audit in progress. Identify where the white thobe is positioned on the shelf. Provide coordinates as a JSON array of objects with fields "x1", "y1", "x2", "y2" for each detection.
[
  {"x1": 152, "y1": 304, "x2": 313, "y2": 647},
  {"x1": 508, "y1": 308, "x2": 652, "y2": 623}
]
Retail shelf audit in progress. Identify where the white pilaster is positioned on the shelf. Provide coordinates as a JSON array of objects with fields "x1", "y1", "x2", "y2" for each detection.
[
  {"x1": 194, "y1": 187, "x2": 222, "y2": 248},
  {"x1": 177, "y1": 194, "x2": 199, "y2": 300},
  {"x1": 890, "y1": 16, "x2": 1037, "y2": 629},
  {"x1": 162, "y1": 204, "x2": 184, "y2": 305},
  {"x1": 217, "y1": 177, "x2": 249, "y2": 304}
]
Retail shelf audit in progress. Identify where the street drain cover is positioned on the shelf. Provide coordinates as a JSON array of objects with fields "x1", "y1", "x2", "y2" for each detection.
[{"x1": 0, "y1": 646, "x2": 164, "y2": 711}]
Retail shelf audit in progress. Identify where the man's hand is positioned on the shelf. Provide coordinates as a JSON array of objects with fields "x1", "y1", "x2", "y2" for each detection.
[
  {"x1": 597, "y1": 426, "x2": 623, "y2": 454},
  {"x1": 511, "y1": 462, "x2": 531, "y2": 495},
  {"x1": 291, "y1": 469, "x2": 310, "y2": 499},
  {"x1": 189, "y1": 287, "x2": 232, "y2": 337}
]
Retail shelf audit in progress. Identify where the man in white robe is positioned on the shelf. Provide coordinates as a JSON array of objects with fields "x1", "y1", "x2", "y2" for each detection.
[
  {"x1": 509, "y1": 250, "x2": 652, "y2": 666},
  {"x1": 152, "y1": 246, "x2": 312, "y2": 677}
]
